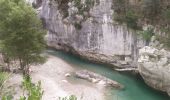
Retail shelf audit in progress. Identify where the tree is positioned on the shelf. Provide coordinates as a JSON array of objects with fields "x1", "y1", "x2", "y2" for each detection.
[{"x1": 0, "y1": 0, "x2": 46, "y2": 75}]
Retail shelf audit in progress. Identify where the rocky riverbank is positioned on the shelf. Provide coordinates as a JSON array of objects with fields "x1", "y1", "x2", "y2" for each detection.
[{"x1": 7, "y1": 55, "x2": 108, "y2": 100}]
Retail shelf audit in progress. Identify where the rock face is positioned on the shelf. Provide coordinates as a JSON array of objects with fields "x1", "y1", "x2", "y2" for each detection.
[
  {"x1": 75, "y1": 70, "x2": 124, "y2": 89},
  {"x1": 38, "y1": 0, "x2": 146, "y2": 69},
  {"x1": 138, "y1": 46, "x2": 170, "y2": 96}
]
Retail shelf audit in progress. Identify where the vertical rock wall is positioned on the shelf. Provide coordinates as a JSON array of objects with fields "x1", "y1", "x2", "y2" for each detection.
[{"x1": 39, "y1": 0, "x2": 145, "y2": 68}]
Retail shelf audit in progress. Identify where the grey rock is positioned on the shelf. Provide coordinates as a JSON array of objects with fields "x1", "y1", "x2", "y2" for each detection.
[
  {"x1": 65, "y1": 73, "x2": 71, "y2": 77},
  {"x1": 75, "y1": 70, "x2": 124, "y2": 89},
  {"x1": 138, "y1": 46, "x2": 170, "y2": 96}
]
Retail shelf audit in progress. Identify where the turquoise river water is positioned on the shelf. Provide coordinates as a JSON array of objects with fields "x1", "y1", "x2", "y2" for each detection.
[{"x1": 48, "y1": 49, "x2": 170, "y2": 100}]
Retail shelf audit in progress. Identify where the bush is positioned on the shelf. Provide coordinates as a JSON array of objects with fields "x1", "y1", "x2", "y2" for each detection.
[
  {"x1": 59, "y1": 95, "x2": 77, "y2": 100},
  {"x1": 1, "y1": 72, "x2": 12, "y2": 100},
  {"x1": 0, "y1": 72, "x2": 9, "y2": 89},
  {"x1": 20, "y1": 76, "x2": 43, "y2": 100},
  {"x1": 125, "y1": 10, "x2": 140, "y2": 30},
  {"x1": 140, "y1": 28, "x2": 154, "y2": 41}
]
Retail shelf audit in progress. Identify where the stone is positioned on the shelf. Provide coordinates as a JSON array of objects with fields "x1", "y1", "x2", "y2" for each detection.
[
  {"x1": 98, "y1": 80, "x2": 106, "y2": 85},
  {"x1": 125, "y1": 57, "x2": 132, "y2": 62},
  {"x1": 65, "y1": 73, "x2": 71, "y2": 77},
  {"x1": 151, "y1": 36, "x2": 156, "y2": 42},
  {"x1": 62, "y1": 80, "x2": 68, "y2": 83},
  {"x1": 75, "y1": 70, "x2": 124, "y2": 89},
  {"x1": 75, "y1": 14, "x2": 83, "y2": 21},
  {"x1": 159, "y1": 44, "x2": 164, "y2": 49}
]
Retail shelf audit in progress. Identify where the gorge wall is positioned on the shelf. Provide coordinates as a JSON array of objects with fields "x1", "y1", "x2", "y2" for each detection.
[
  {"x1": 32, "y1": 0, "x2": 170, "y2": 96},
  {"x1": 38, "y1": 0, "x2": 146, "y2": 69}
]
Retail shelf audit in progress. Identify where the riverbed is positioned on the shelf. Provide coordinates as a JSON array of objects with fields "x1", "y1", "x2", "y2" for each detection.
[{"x1": 47, "y1": 49, "x2": 170, "y2": 100}]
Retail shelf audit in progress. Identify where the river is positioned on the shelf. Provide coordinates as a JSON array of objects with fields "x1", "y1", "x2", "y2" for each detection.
[{"x1": 47, "y1": 49, "x2": 170, "y2": 100}]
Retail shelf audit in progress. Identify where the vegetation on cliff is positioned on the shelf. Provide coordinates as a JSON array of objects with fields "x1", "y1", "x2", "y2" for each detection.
[
  {"x1": 52, "y1": 0, "x2": 99, "y2": 30},
  {"x1": 112, "y1": 0, "x2": 170, "y2": 45}
]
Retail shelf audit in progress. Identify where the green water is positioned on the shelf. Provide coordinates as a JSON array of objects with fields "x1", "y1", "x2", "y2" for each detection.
[{"x1": 47, "y1": 49, "x2": 170, "y2": 100}]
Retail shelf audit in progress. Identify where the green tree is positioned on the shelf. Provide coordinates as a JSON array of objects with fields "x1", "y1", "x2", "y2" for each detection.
[{"x1": 0, "y1": 0, "x2": 46, "y2": 75}]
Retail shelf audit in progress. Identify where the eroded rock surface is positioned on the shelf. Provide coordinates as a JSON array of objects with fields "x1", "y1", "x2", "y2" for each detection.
[{"x1": 138, "y1": 46, "x2": 170, "y2": 96}]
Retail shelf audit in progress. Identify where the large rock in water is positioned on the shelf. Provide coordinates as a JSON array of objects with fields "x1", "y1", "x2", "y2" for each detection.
[
  {"x1": 138, "y1": 46, "x2": 170, "y2": 96},
  {"x1": 38, "y1": 0, "x2": 146, "y2": 69},
  {"x1": 75, "y1": 70, "x2": 124, "y2": 89}
]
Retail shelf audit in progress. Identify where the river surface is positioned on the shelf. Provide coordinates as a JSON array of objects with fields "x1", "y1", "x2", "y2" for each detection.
[{"x1": 48, "y1": 49, "x2": 170, "y2": 100}]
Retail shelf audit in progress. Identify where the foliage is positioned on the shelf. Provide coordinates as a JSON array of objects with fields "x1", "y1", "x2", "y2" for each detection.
[
  {"x1": 1, "y1": 75, "x2": 43, "y2": 100},
  {"x1": 73, "y1": 0, "x2": 96, "y2": 30},
  {"x1": 0, "y1": 0, "x2": 46, "y2": 75},
  {"x1": 74, "y1": 0, "x2": 81, "y2": 9},
  {"x1": 112, "y1": 0, "x2": 170, "y2": 47},
  {"x1": 125, "y1": 10, "x2": 140, "y2": 30},
  {"x1": 55, "y1": 0, "x2": 70, "y2": 18},
  {"x1": 2, "y1": 95, "x2": 12, "y2": 100},
  {"x1": 0, "y1": 72, "x2": 9, "y2": 91},
  {"x1": 20, "y1": 76, "x2": 43, "y2": 100},
  {"x1": 140, "y1": 28, "x2": 154, "y2": 41},
  {"x1": 142, "y1": 0, "x2": 161, "y2": 18},
  {"x1": 1, "y1": 75, "x2": 77, "y2": 100},
  {"x1": 59, "y1": 95, "x2": 77, "y2": 100},
  {"x1": 112, "y1": 0, "x2": 127, "y2": 13},
  {"x1": 112, "y1": 0, "x2": 163, "y2": 26},
  {"x1": 0, "y1": 72, "x2": 12, "y2": 100},
  {"x1": 162, "y1": 8, "x2": 170, "y2": 25},
  {"x1": 112, "y1": 0, "x2": 169, "y2": 27}
]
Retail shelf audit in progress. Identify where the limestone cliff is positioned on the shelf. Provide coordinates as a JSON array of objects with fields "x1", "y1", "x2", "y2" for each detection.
[
  {"x1": 138, "y1": 46, "x2": 170, "y2": 96},
  {"x1": 38, "y1": 0, "x2": 145, "y2": 69}
]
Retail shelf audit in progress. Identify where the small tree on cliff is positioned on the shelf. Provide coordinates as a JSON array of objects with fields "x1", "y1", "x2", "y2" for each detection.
[{"x1": 0, "y1": 0, "x2": 46, "y2": 75}]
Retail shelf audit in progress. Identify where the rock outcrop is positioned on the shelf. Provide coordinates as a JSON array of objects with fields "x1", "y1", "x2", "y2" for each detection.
[
  {"x1": 138, "y1": 46, "x2": 170, "y2": 96},
  {"x1": 75, "y1": 70, "x2": 124, "y2": 89},
  {"x1": 38, "y1": 0, "x2": 146, "y2": 69}
]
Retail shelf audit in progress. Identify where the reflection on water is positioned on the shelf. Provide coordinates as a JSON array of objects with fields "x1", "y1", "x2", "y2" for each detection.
[{"x1": 47, "y1": 49, "x2": 170, "y2": 100}]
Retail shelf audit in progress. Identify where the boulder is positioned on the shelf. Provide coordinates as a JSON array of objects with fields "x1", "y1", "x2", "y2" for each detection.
[
  {"x1": 75, "y1": 70, "x2": 124, "y2": 89},
  {"x1": 138, "y1": 46, "x2": 170, "y2": 96}
]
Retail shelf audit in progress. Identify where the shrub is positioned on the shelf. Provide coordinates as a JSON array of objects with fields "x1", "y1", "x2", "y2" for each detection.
[
  {"x1": 20, "y1": 76, "x2": 43, "y2": 100},
  {"x1": 59, "y1": 95, "x2": 77, "y2": 100},
  {"x1": 125, "y1": 10, "x2": 140, "y2": 30},
  {"x1": 140, "y1": 28, "x2": 154, "y2": 41},
  {"x1": 1, "y1": 72, "x2": 12, "y2": 100},
  {"x1": 0, "y1": 72, "x2": 9, "y2": 89}
]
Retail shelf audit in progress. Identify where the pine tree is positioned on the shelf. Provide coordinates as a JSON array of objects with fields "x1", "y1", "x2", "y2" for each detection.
[{"x1": 0, "y1": 0, "x2": 46, "y2": 75}]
